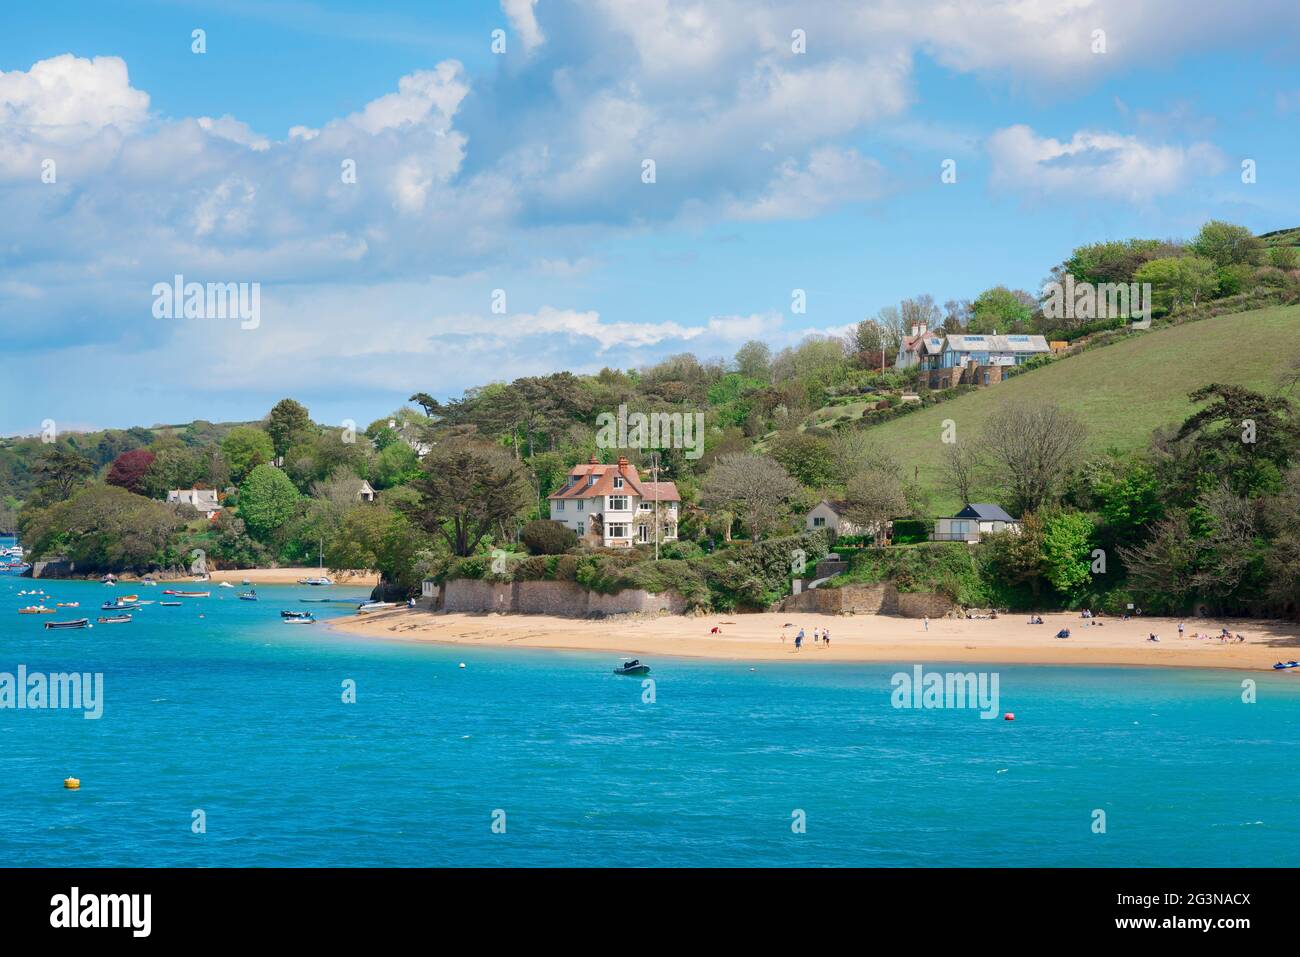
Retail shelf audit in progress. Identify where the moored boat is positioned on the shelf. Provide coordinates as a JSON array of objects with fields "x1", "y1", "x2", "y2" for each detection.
[
  {"x1": 45, "y1": 618, "x2": 91, "y2": 630},
  {"x1": 97, "y1": 615, "x2": 132, "y2": 624},
  {"x1": 171, "y1": 591, "x2": 210, "y2": 597},
  {"x1": 282, "y1": 614, "x2": 316, "y2": 624},
  {"x1": 1273, "y1": 660, "x2": 1300, "y2": 670},
  {"x1": 238, "y1": 591, "x2": 258, "y2": 601},
  {"x1": 102, "y1": 601, "x2": 141, "y2": 611},
  {"x1": 160, "y1": 601, "x2": 183, "y2": 607},
  {"x1": 19, "y1": 606, "x2": 56, "y2": 615},
  {"x1": 613, "y1": 659, "x2": 650, "y2": 676}
]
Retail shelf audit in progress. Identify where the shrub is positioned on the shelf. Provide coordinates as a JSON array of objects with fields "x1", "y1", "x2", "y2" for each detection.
[{"x1": 521, "y1": 519, "x2": 578, "y2": 555}]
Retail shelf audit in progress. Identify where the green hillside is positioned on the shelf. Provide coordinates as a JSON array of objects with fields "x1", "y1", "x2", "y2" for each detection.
[{"x1": 863, "y1": 303, "x2": 1300, "y2": 513}]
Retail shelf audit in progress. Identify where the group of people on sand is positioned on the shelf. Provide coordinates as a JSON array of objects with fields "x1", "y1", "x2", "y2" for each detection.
[
  {"x1": 779, "y1": 623, "x2": 830, "y2": 651},
  {"x1": 1176, "y1": 622, "x2": 1246, "y2": 643}
]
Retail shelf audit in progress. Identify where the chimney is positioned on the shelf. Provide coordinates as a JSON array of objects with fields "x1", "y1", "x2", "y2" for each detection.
[
  {"x1": 589, "y1": 454, "x2": 598, "y2": 465},
  {"x1": 617, "y1": 456, "x2": 629, "y2": 475}
]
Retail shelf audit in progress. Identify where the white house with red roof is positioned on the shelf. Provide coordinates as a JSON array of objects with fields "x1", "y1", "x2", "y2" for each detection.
[
  {"x1": 894, "y1": 322, "x2": 945, "y2": 369},
  {"x1": 548, "y1": 455, "x2": 680, "y2": 548}
]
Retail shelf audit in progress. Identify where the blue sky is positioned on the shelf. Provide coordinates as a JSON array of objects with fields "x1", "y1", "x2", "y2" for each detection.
[{"x1": 2, "y1": 0, "x2": 1299, "y2": 435}]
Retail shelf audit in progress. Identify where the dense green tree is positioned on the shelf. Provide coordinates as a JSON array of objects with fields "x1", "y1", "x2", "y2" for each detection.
[
  {"x1": 1189, "y1": 220, "x2": 1264, "y2": 268},
  {"x1": 402, "y1": 438, "x2": 531, "y2": 556},
  {"x1": 266, "y1": 398, "x2": 312, "y2": 458},
  {"x1": 1041, "y1": 511, "x2": 1095, "y2": 602},
  {"x1": 237, "y1": 463, "x2": 301, "y2": 540},
  {"x1": 221, "y1": 426, "x2": 275, "y2": 484},
  {"x1": 1134, "y1": 256, "x2": 1218, "y2": 313},
  {"x1": 969, "y1": 286, "x2": 1035, "y2": 333}
]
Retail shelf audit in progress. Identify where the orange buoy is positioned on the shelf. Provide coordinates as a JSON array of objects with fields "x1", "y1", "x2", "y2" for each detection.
[
  {"x1": 1004, "y1": 712, "x2": 1015, "y2": 721},
  {"x1": 64, "y1": 777, "x2": 80, "y2": 789}
]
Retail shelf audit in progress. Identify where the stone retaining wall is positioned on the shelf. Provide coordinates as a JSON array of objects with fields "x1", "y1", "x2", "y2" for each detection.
[
  {"x1": 441, "y1": 578, "x2": 686, "y2": 617},
  {"x1": 896, "y1": 591, "x2": 959, "y2": 618}
]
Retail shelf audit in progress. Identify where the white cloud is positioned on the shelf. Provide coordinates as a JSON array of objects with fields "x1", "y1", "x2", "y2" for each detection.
[
  {"x1": 728, "y1": 147, "x2": 887, "y2": 221},
  {"x1": 502, "y1": 0, "x2": 546, "y2": 52},
  {"x1": 986, "y1": 124, "x2": 1226, "y2": 202}
]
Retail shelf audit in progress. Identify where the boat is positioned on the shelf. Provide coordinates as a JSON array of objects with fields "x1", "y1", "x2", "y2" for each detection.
[
  {"x1": 219, "y1": 581, "x2": 235, "y2": 589},
  {"x1": 281, "y1": 610, "x2": 314, "y2": 618},
  {"x1": 56, "y1": 602, "x2": 80, "y2": 608},
  {"x1": 102, "y1": 601, "x2": 141, "y2": 611},
  {"x1": 299, "y1": 577, "x2": 334, "y2": 586},
  {"x1": 238, "y1": 592, "x2": 258, "y2": 601},
  {"x1": 19, "y1": 606, "x2": 56, "y2": 615},
  {"x1": 357, "y1": 601, "x2": 395, "y2": 613},
  {"x1": 141, "y1": 577, "x2": 157, "y2": 586},
  {"x1": 299, "y1": 597, "x2": 332, "y2": 603},
  {"x1": 282, "y1": 614, "x2": 316, "y2": 624},
  {"x1": 171, "y1": 591, "x2": 210, "y2": 598},
  {"x1": 119, "y1": 594, "x2": 139, "y2": 602},
  {"x1": 160, "y1": 601, "x2": 183, "y2": 607},
  {"x1": 45, "y1": 618, "x2": 91, "y2": 630},
  {"x1": 97, "y1": 615, "x2": 132, "y2": 624},
  {"x1": 613, "y1": 659, "x2": 650, "y2": 676},
  {"x1": 1273, "y1": 661, "x2": 1300, "y2": 670},
  {"x1": 0, "y1": 562, "x2": 31, "y2": 574}
]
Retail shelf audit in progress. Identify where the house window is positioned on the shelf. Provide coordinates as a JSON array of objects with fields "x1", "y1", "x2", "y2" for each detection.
[
  {"x1": 555, "y1": 500, "x2": 565, "y2": 511},
  {"x1": 638, "y1": 525, "x2": 649, "y2": 542},
  {"x1": 576, "y1": 500, "x2": 583, "y2": 510},
  {"x1": 607, "y1": 524, "x2": 628, "y2": 538},
  {"x1": 588, "y1": 475, "x2": 597, "y2": 486},
  {"x1": 608, "y1": 496, "x2": 629, "y2": 511},
  {"x1": 614, "y1": 476, "x2": 624, "y2": 489},
  {"x1": 812, "y1": 516, "x2": 826, "y2": 527}
]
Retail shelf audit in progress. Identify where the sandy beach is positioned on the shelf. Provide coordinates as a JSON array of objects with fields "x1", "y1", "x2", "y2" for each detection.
[
  {"x1": 108, "y1": 567, "x2": 380, "y2": 586},
  {"x1": 331, "y1": 608, "x2": 1300, "y2": 672}
]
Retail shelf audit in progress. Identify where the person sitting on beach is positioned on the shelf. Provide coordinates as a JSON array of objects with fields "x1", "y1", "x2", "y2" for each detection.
[
  {"x1": 1148, "y1": 633, "x2": 1160, "y2": 642},
  {"x1": 711, "y1": 625, "x2": 721, "y2": 635},
  {"x1": 1056, "y1": 628, "x2": 1070, "y2": 639}
]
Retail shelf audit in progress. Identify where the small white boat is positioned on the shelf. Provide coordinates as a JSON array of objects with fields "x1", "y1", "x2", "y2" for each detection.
[
  {"x1": 299, "y1": 576, "x2": 334, "y2": 586},
  {"x1": 356, "y1": 601, "x2": 395, "y2": 613},
  {"x1": 219, "y1": 582, "x2": 235, "y2": 589}
]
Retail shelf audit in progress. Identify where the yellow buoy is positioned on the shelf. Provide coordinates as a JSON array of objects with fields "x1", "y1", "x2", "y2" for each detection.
[{"x1": 64, "y1": 777, "x2": 80, "y2": 790}]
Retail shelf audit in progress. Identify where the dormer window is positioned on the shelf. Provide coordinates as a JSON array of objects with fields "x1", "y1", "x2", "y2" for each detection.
[
  {"x1": 614, "y1": 476, "x2": 624, "y2": 489},
  {"x1": 588, "y1": 475, "x2": 597, "y2": 486}
]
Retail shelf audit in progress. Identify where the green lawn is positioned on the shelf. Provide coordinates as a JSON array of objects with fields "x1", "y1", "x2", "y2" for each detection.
[{"x1": 859, "y1": 303, "x2": 1300, "y2": 513}]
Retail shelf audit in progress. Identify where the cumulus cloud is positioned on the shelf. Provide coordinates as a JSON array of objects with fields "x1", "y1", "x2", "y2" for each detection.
[{"x1": 985, "y1": 124, "x2": 1226, "y2": 202}]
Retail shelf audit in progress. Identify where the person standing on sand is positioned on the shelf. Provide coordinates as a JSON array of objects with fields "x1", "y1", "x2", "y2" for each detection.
[
  {"x1": 794, "y1": 633, "x2": 803, "y2": 652},
  {"x1": 923, "y1": 616, "x2": 929, "y2": 631},
  {"x1": 823, "y1": 628, "x2": 830, "y2": 648},
  {"x1": 1178, "y1": 621, "x2": 1185, "y2": 638}
]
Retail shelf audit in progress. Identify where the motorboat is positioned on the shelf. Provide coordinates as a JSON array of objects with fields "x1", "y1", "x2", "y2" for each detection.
[
  {"x1": 97, "y1": 615, "x2": 132, "y2": 624},
  {"x1": 45, "y1": 618, "x2": 91, "y2": 630},
  {"x1": 613, "y1": 659, "x2": 650, "y2": 676},
  {"x1": 160, "y1": 601, "x2": 183, "y2": 607},
  {"x1": 281, "y1": 610, "x2": 314, "y2": 618},
  {"x1": 282, "y1": 614, "x2": 316, "y2": 624},
  {"x1": 299, "y1": 577, "x2": 334, "y2": 586},
  {"x1": 238, "y1": 592, "x2": 258, "y2": 601},
  {"x1": 1273, "y1": 661, "x2": 1300, "y2": 670},
  {"x1": 102, "y1": 601, "x2": 141, "y2": 611},
  {"x1": 19, "y1": 606, "x2": 55, "y2": 615}
]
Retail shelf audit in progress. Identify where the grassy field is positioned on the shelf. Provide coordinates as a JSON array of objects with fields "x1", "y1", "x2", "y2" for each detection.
[{"x1": 859, "y1": 303, "x2": 1300, "y2": 513}]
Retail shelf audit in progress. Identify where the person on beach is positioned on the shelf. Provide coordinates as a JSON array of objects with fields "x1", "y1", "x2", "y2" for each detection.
[
  {"x1": 794, "y1": 633, "x2": 802, "y2": 652},
  {"x1": 823, "y1": 630, "x2": 830, "y2": 648},
  {"x1": 780, "y1": 628, "x2": 787, "y2": 644},
  {"x1": 923, "y1": 616, "x2": 929, "y2": 631},
  {"x1": 1178, "y1": 621, "x2": 1185, "y2": 638}
]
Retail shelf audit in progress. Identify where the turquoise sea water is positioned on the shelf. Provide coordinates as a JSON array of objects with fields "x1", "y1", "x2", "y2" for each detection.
[{"x1": 1, "y1": 569, "x2": 1298, "y2": 867}]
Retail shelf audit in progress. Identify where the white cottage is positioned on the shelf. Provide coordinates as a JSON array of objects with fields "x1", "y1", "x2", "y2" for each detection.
[{"x1": 548, "y1": 456, "x2": 680, "y2": 548}]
